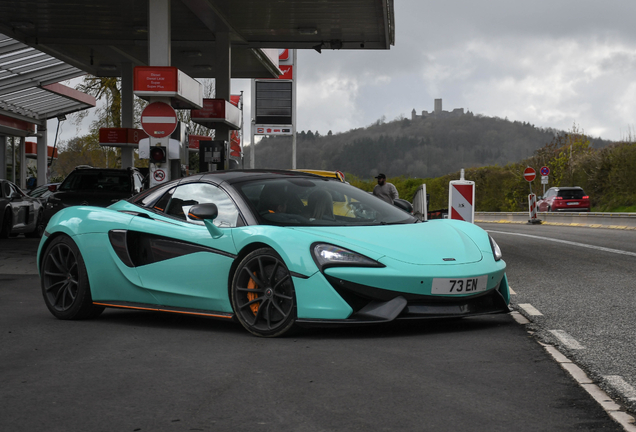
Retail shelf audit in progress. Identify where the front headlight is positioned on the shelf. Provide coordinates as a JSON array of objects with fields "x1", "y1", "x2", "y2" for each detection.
[
  {"x1": 312, "y1": 243, "x2": 385, "y2": 270},
  {"x1": 489, "y1": 235, "x2": 503, "y2": 261}
]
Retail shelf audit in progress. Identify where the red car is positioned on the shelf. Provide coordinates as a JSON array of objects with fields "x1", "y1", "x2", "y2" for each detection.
[{"x1": 537, "y1": 187, "x2": 590, "y2": 212}]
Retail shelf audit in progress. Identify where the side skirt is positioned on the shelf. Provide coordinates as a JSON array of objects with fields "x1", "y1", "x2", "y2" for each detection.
[{"x1": 93, "y1": 301, "x2": 234, "y2": 320}]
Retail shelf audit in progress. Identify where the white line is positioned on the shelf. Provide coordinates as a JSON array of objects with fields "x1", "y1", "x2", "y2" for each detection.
[
  {"x1": 142, "y1": 116, "x2": 177, "y2": 123},
  {"x1": 487, "y1": 230, "x2": 636, "y2": 258},
  {"x1": 549, "y1": 330, "x2": 585, "y2": 349},
  {"x1": 518, "y1": 303, "x2": 543, "y2": 316},
  {"x1": 603, "y1": 376, "x2": 636, "y2": 401},
  {"x1": 509, "y1": 287, "x2": 516, "y2": 295}
]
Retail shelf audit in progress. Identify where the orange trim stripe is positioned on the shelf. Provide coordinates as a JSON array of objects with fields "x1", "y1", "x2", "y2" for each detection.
[{"x1": 93, "y1": 302, "x2": 234, "y2": 319}]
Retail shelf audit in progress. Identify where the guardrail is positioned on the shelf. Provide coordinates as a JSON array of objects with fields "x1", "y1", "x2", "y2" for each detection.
[{"x1": 475, "y1": 212, "x2": 636, "y2": 229}]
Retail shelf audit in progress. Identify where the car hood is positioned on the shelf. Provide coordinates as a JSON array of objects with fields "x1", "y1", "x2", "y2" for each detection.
[{"x1": 291, "y1": 222, "x2": 483, "y2": 265}]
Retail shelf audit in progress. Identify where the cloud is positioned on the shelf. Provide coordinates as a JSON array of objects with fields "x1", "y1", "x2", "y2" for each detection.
[{"x1": 51, "y1": 1, "x2": 636, "y2": 147}]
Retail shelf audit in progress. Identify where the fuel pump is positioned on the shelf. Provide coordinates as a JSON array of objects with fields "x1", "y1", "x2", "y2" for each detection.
[
  {"x1": 199, "y1": 140, "x2": 227, "y2": 172},
  {"x1": 139, "y1": 121, "x2": 190, "y2": 187}
]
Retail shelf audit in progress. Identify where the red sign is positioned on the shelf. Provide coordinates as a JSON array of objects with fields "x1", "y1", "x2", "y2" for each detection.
[
  {"x1": 524, "y1": 167, "x2": 536, "y2": 182},
  {"x1": 191, "y1": 99, "x2": 227, "y2": 119},
  {"x1": 141, "y1": 102, "x2": 178, "y2": 138},
  {"x1": 278, "y1": 65, "x2": 293, "y2": 80},
  {"x1": 24, "y1": 142, "x2": 58, "y2": 159},
  {"x1": 134, "y1": 67, "x2": 178, "y2": 93},
  {"x1": 279, "y1": 49, "x2": 289, "y2": 61},
  {"x1": 99, "y1": 128, "x2": 148, "y2": 145},
  {"x1": 540, "y1": 166, "x2": 550, "y2": 176}
]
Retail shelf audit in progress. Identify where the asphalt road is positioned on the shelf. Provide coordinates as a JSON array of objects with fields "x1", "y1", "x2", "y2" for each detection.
[
  {"x1": 483, "y1": 223, "x2": 636, "y2": 416},
  {"x1": 0, "y1": 235, "x2": 628, "y2": 432}
]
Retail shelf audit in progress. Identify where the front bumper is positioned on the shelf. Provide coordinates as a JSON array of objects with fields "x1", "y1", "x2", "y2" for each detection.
[{"x1": 296, "y1": 273, "x2": 511, "y2": 325}]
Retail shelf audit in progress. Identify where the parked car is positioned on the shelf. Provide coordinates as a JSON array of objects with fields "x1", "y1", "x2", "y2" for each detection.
[
  {"x1": 537, "y1": 187, "x2": 590, "y2": 212},
  {"x1": 45, "y1": 167, "x2": 146, "y2": 224},
  {"x1": 27, "y1": 182, "x2": 60, "y2": 200},
  {"x1": 0, "y1": 179, "x2": 45, "y2": 238},
  {"x1": 38, "y1": 169, "x2": 509, "y2": 337}
]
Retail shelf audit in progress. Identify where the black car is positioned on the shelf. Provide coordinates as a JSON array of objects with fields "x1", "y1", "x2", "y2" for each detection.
[
  {"x1": 0, "y1": 179, "x2": 45, "y2": 238},
  {"x1": 45, "y1": 167, "x2": 146, "y2": 223}
]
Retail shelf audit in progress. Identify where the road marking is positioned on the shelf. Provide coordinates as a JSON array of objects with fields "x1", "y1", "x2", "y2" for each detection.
[
  {"x1": 510, "y1": 311, "x2": 530, "y2": 324},
  {"x1": 518, "y1": 303, "x2": 543, "y2": 316},
  {"x1": 509, "y1": 287, "x2": 517, "y2": 295},
  {"x1": 549, "y1": 330, "x2": 585, "y2": 349},
  {"x1": 487, "y1": 230, "x2": 636, "y2": 257},
  {"x1": 603, "y1": 376, "x2": 636, "y2": 402}
]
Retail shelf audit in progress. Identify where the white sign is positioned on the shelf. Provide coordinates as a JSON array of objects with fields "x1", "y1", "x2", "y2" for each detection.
[{"x1": 541, "y1": 175, "x2": 549, "y2": 185}]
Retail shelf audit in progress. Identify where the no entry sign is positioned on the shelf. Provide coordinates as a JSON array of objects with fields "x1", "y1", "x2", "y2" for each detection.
[
  {"x1": 524, "y1": 167, "x2": 536, "y2": 182},
  {"x1": 141, "y1": 102, "x2": 178, "y2": 138}
]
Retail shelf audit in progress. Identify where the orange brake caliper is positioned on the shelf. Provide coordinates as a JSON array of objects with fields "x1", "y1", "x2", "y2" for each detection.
[{"x1": 247, "y1": 272, "x2": 259, "y2": 315}]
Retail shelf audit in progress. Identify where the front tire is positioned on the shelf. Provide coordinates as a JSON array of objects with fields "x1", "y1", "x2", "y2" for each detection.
[
  {"x1": 40, "y1": 235, "x2": 104, "y2": 320},
  {"x1": 231, "y1": 248, "x2": 297, "y2": 337}
]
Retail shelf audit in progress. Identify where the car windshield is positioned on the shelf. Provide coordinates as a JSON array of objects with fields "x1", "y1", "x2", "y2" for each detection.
[
  {"x1": 59, "y1": 171, "x2": 130, "y2": 192},
  {"x1": 558, "y1": 189, "x2": 585, "y2": 199},
  {"x1": 237, "y1": 177, "x2": 417, "y2": 226}
]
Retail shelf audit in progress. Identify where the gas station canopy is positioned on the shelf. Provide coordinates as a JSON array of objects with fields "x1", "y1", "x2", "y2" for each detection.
[
  {"x1": 0, "y1": 34, "x2": 96, "y2": 134},
  {"x1": 0, "y1": 0, "x2": 395, "y2": 79}
]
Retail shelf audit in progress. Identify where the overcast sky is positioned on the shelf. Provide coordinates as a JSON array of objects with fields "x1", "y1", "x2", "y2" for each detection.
[{"x1": 49, "y1": 0, "x2": 636, "y2": 146}]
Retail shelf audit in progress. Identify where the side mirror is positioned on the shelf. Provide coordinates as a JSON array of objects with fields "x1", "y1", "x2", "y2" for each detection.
[
  {"x1": 188, "y1": 203, "x2": 218, "y2": 221},
  {"x1": 188, "y1": 203, "x2": 223, "y2": 239},
  {"x1": 48, "y1": 184, "x2": 58, "y2": 192},
  {"x1": 10, "y1": 192, "x2": 21, "y2": 201}
]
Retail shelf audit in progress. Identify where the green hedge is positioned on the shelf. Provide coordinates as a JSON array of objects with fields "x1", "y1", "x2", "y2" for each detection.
[{"x1": 349, "y1": 136, "x2": 636, "y2": 212}]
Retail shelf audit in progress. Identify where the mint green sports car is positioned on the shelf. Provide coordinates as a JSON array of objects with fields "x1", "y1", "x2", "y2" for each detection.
[{"x1": 38, "y1": 170, "x2": 509, "y2": 337}]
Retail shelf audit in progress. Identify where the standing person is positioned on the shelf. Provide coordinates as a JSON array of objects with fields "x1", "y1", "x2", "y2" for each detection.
[{"x1": 373, "y1": 173, "x2": 398, "y2": 205}]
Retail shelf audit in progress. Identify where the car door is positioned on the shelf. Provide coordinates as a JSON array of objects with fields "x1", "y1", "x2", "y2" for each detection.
[
  {"x1": 7, "y1": 182, "x2": 35, "y2": 232},
  {"x1": 129, "y1": 182, "x2": 241, "y2": 313}
]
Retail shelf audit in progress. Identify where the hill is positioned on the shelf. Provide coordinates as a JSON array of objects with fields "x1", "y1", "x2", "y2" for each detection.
[{"x1": 250, "y1": 113, "x2": 613, "y2": 179}]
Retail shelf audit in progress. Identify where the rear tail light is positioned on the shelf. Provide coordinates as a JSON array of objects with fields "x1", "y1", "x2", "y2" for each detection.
[
  {"x1": 554, "y1": 196, "x2": 563, "y2": 200},
  {"x1": 582, "y1": 196, "x2": 589, "y2": 199}
]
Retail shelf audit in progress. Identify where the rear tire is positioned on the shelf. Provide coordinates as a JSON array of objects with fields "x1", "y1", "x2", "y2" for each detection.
[
  {"x1": 0, "y1": 209, "x2": 11, "y2": 239},
  {"x1": 26, "y1": 211, "x2": 44, "y2": 238},
  {"x1": 40, "y1": 235, "x2": 104, "y2": 320}
]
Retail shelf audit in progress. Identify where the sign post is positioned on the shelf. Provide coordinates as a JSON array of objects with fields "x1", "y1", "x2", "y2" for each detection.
[
  {"x1": 540, "y1": 166, "x2": 550, "y2": 195},
  {"x1": 524, "y1": 167, "x2": 541, "y2": 225},
  {"x1": 448, "y1": 169, "x2": 475, "y2": 223}
]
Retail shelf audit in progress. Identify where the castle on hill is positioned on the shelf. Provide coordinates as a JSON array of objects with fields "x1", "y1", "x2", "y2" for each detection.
[{"x1": 412, "y1": 98, "x2": 465, "y2": 120}]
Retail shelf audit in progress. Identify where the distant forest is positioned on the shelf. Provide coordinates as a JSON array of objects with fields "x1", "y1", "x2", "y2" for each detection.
[{"x1": 250, "y1": 113, "x2": 613, "y2": 179}]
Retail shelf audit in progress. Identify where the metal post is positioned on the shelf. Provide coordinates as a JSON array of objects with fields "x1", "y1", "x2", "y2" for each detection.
[
  {"x1": 0, "y1": 136, "x2": 6, "y2": 180},
  {"x1": 12, "y1": 137, "x2": 16, "y2": 182},
  {"x1": 121, "y1": 62, "x2": 134, "y2": 168},
  {"x1": 19, "y1": 137, "x2": 26, "y2": 189},
  {"x1": 291, "y1": 49, "x2": 297, "y2": 169},
  {"x1": 215, "y1": 32, "x2": 231, "y2": 170},
  {"x1": 250, "y1": 79, "x2": 255, "y2": 169},
  {"x1": 36, "y1": 122, "x2": 47, "y2": 185}
]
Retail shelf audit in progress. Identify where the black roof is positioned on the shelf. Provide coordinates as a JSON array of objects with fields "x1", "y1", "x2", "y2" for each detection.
[{"x1": 195, "y1": 169, "x2": 333, "y2": 185}]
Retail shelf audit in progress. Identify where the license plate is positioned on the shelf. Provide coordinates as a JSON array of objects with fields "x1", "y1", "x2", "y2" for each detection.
[
  {"x1": 567, "y1": 202, "x2": 579, "y2": 205},
  {"x1": 431, "y1": 275, "x2": 488, "y2": 294}
]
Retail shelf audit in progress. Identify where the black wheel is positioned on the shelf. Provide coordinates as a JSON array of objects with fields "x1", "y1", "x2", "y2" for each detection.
[
  {"x1": 0, "y1": 209, "x2": 11, "y2": 239},
  {"x1": 25, "y1": 211, "x2": 44, "y2": 238},
  {"x1": 40, "y1": 235, "x2": 104, "y2": 320},
  {"x1": 231, "y1": 248, "x2": 297, "y2": 337}
]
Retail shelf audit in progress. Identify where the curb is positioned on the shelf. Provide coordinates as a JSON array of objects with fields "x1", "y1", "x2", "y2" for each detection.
[{"x1": 475, "y1": 219, "x2": 636, "y2": 230}]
